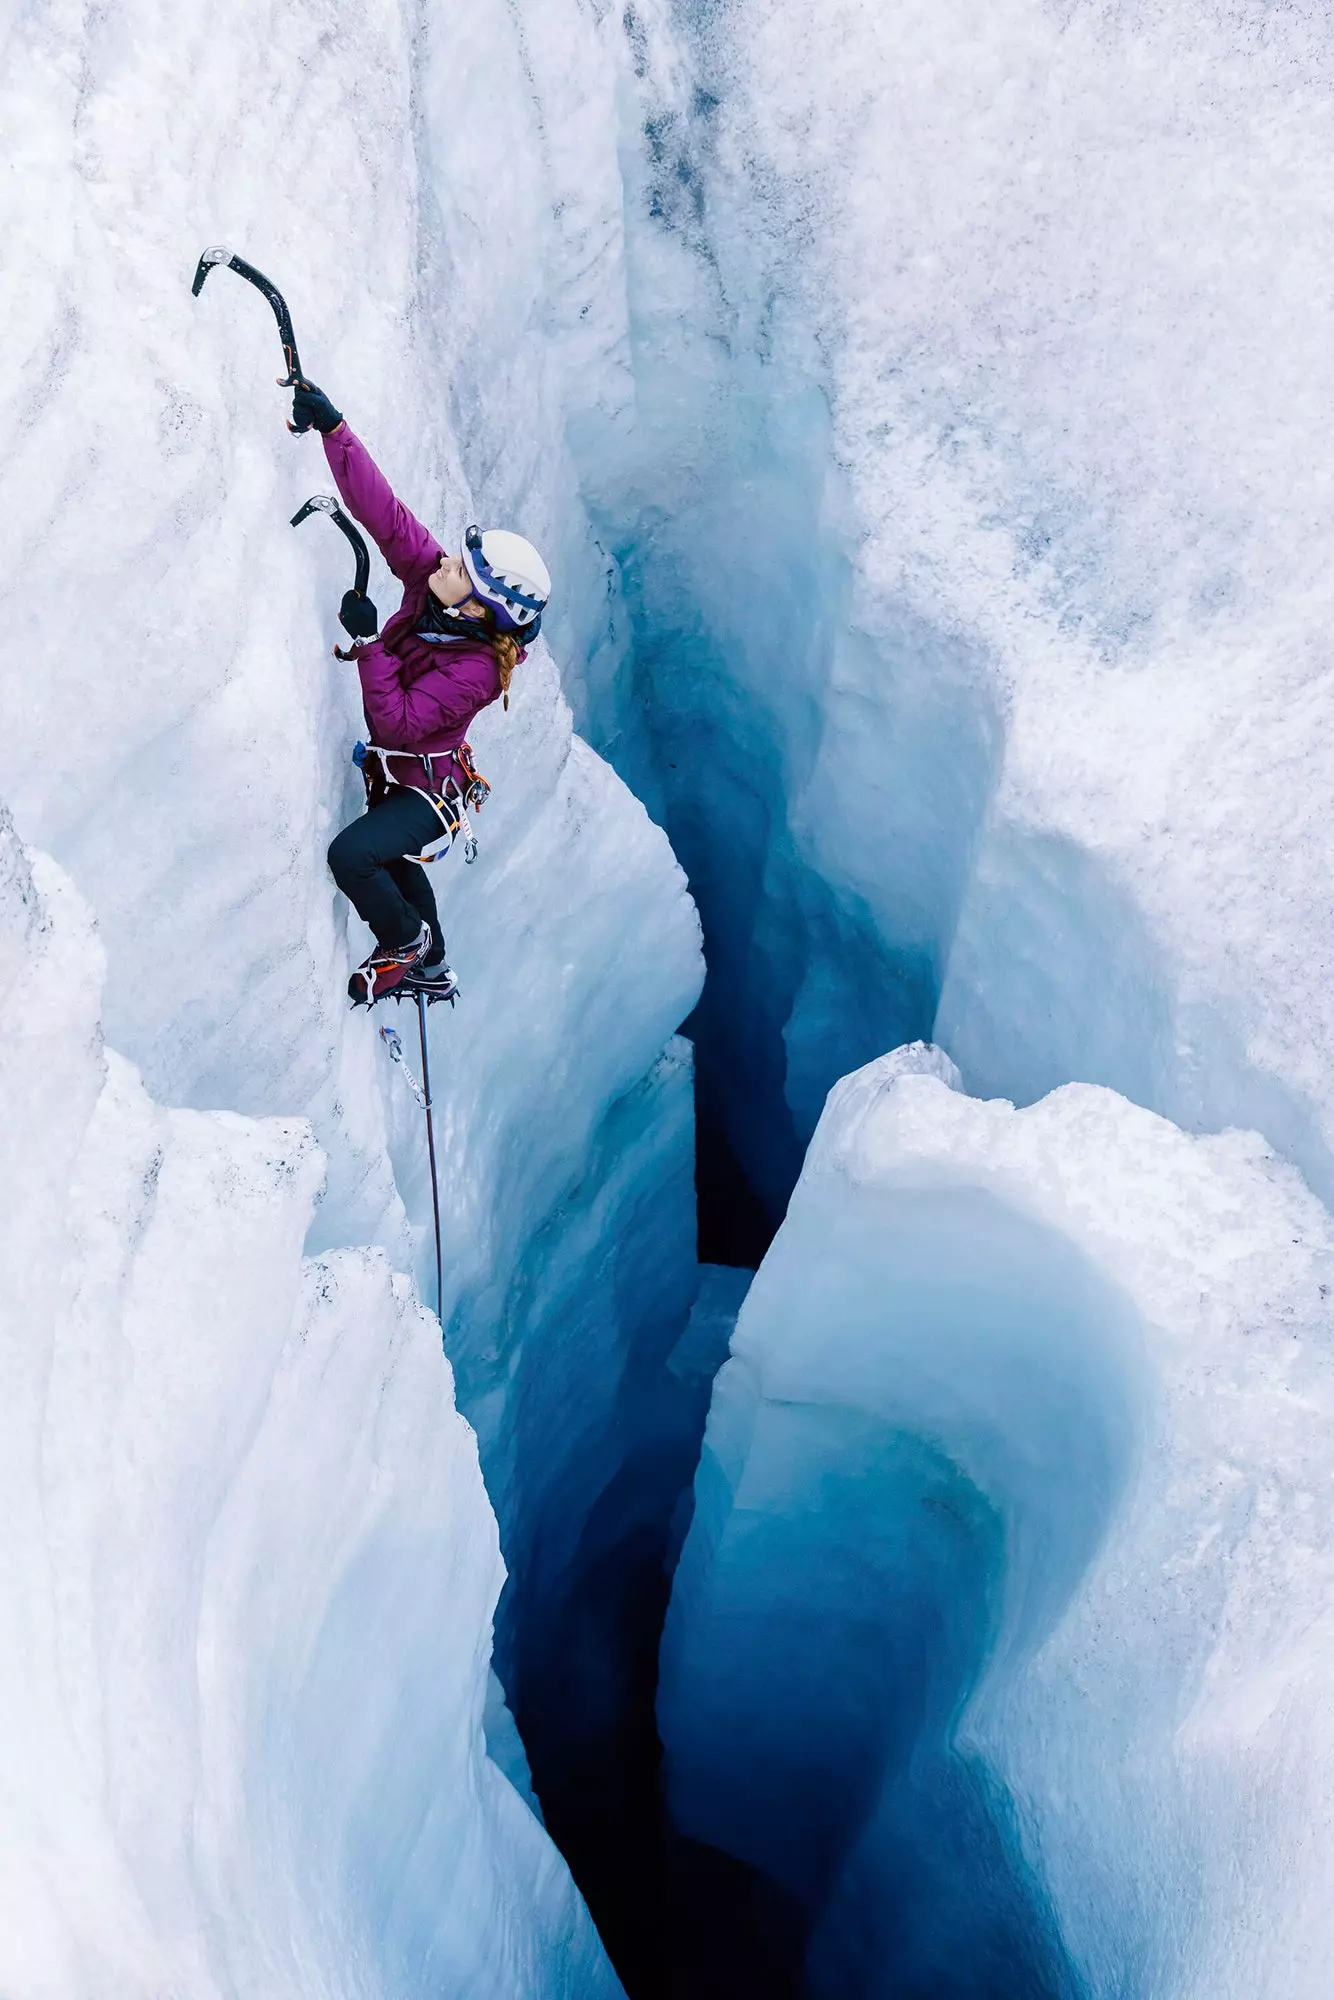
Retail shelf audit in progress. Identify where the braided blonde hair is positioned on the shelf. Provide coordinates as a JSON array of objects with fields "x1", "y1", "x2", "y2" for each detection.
[{"x1": 493, "y1": 629, "x2": 522, "y2": 711}]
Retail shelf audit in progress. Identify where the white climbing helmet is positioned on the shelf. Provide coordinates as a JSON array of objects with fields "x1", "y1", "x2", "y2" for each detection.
[{"x1": 462, "y1": 524, "x2": 551, "y2": 633}]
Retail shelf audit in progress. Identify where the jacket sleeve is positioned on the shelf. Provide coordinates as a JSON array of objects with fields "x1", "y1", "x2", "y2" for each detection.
[
  {"x1": 322, "y1": 424, "x2": 441, "y2": 584},
  {"x1": 356, "y1": 647, "x2": 498, "y2": 749}
]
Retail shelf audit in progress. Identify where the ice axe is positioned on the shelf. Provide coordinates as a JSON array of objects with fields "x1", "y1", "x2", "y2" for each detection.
[
  {"x1": 191, "y1": 246, "x2": 312, "y2": 428},
  {"x1": 290, "y1": 495, "x2": 378, "y2": 648}
]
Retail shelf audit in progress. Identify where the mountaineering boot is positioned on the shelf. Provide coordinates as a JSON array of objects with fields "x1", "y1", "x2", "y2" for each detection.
[{"x1": 348, "y1": 922, "x2": 432, "y2": 1006}]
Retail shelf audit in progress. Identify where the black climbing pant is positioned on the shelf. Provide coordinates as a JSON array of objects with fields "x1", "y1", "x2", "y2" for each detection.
[{"x1": 327, "y1": 787, "x2": 448, "y2": 955}]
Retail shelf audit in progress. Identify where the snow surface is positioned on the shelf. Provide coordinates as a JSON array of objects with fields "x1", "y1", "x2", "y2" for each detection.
[{"x1": 661, "y1": 1049, "x2": 1334, "y2": 1996}]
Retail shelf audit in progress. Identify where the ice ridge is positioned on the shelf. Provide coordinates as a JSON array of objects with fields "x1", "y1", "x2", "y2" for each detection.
[{"x1": 661, "y1": 1052, "x2": 1334, "y2": 1996}]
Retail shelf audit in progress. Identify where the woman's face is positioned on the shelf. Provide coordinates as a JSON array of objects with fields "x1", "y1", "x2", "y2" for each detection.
[{"x1": 428, "y1": 550, "x2": 484, "y2": 613}]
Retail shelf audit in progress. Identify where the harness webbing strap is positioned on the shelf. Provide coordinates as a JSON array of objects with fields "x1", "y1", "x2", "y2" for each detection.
[{"x1": 362, "y1": 736, "x2": 488, "y2": 860}]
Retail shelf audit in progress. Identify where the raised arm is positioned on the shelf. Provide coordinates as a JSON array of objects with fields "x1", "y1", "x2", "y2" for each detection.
[{"x1": 321, "y1": 423, "x2": 442, "y2": 585}]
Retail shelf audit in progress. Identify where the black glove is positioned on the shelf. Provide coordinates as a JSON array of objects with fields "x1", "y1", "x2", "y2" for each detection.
[
  {"x1": 289, "y1": 380, "x2": 344, "y2": 436},
  {"x1": 339, "y1": 589, "x2": 379, "y2": 639}
]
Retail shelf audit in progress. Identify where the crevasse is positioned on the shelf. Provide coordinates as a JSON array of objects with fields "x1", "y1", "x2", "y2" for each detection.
[
  {"x1": 566, "y1": 0, "x2": 1334, "y2": 1991},
  {"x1": 9, "y1": 0, "x2": 1334, "y2": 1995}
]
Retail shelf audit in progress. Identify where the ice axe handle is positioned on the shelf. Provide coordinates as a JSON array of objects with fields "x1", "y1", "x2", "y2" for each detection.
[
  {"x1": 191, "y1": 245, "x2": 305, "y2": 388},
  {"x1": 291, "y1": 496, "x2": 377, "y2": 645},
  {"x1": 290, "y1": 496, "x2": 371, "y2": 597}
]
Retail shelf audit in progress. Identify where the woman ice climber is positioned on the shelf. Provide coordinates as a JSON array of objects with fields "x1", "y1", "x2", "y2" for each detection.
[{"x1": 291, "y1": 379, "x2": 551, "y2": 1006}]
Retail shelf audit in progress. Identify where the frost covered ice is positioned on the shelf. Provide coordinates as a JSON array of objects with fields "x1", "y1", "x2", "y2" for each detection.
[
  {"x1": 661, "y1": 1050, "x2": 1334, "y2": 1997},
  {"x1": 0, "y1": 809, "x2": 622, "y2": 1997}
]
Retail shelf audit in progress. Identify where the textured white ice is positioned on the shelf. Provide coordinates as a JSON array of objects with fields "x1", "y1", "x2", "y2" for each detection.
[{"x1": 661, "y1": 1049, "x2": 1334, "y2": 1997}]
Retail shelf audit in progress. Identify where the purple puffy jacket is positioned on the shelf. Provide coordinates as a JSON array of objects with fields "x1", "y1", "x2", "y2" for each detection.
[{"x1": 322, "y1": 423, "x2": 501, "y2": 792}]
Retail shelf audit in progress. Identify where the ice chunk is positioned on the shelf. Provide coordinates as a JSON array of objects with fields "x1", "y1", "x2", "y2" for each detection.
[
  {"x1": 2, "y1": 16, "x2": 718, "y2": 1986},
  {"x1": 661, "y1": 1048, "x2": 1334, "y2": 1997},
  {"x1": 870, "y1": 1039, "x2": 963, "y2": 1092},
  {"x1": 1, "y1": 16, "x2": 707, "y2": 1966}
]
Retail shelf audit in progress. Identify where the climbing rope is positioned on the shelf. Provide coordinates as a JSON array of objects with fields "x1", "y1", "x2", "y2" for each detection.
[{"x1": 378, "y1": 994, "x2": 445, "y2": 1323}]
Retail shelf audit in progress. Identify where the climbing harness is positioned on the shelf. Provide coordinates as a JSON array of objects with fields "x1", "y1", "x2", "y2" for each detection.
[
  {"x1": 378, "y1": 993, "x2": 446, "y2": 1321},
  {"x1": 191, "y1": 247, "x2": 306, "y2": 415},
  {"x1": 353, "y1": 740, "x2": 491, "y2": 865}
]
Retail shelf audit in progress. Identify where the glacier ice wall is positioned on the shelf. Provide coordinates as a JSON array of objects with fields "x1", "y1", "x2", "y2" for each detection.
[
  {"x1": 0, "y1": 0, "x2": 706, "y2": 1626},
  {"x1": 560, "y1": 0, "x2": 995, "y2": 1222},
  {"x1": 1, "y1": 0, "x2": 707, "y2": 1984},
  {"x1": 0, "y1": 808, "x2": 620, "y2": 1997},
  {"x1": 660, "y1": 1051, "x2": 1334, "y2": 1997},
  {"x1": 1, "y1": 0, "x2": 700, "y2": 1254},
  {"x1": 555, "y1": 0, "x2": 1334, "y2": 1222},
  {"x1": 15, "y1": 0, "x2": 1334, "y2": 1986}
]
